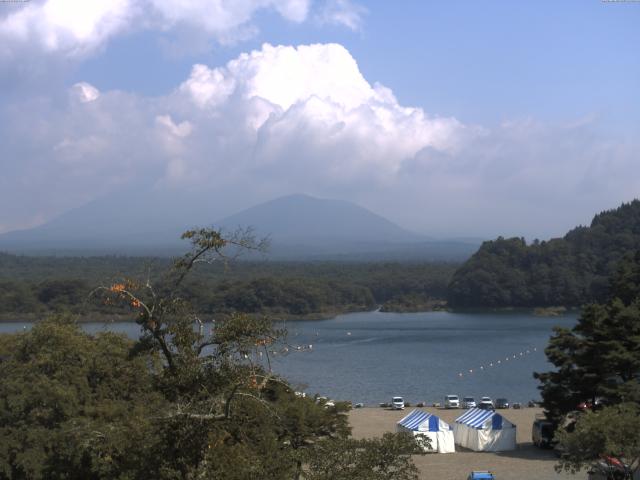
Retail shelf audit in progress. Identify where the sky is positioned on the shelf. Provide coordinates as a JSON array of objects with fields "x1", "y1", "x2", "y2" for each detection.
[{"x1": 1, "y1": 0, "x2": 639, "y2": 239}]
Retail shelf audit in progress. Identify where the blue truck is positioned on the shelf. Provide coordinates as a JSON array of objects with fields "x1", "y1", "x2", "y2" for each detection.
[{"x1": 467, "y1": 472, "x2": 495, "y2": 480}]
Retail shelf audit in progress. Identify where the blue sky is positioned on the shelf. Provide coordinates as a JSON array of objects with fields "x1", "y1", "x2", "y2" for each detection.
[
  {"x1": 0, "y1": 0, "x2": 639, "y2": 238},
  {"x1": 73, "y1": 1, "x2": 639, "y2": 131}
]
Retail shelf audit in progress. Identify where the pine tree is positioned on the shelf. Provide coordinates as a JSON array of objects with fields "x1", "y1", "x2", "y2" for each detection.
[{"x1": 535, "y1": 251, "x2": 640, "y2": 423}]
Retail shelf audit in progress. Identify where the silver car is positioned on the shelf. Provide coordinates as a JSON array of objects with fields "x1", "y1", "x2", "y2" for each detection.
[
  {"x1": 462, "y1": 396, "x2": 476, "y2": 409},
  {"x1": 479, "y1": 396, "x2": 494, "y2": 410}
]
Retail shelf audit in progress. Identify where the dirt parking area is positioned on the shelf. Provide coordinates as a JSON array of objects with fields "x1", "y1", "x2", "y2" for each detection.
[{"x1": 348, "y1": 407, "x2": 581, "y2": 480}]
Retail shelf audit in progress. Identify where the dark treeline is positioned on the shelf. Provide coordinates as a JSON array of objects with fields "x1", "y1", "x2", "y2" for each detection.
[
  {"x1": 448, "y1": 200, "x2": 640, "y2": 307},
  {"x1": 0, "y1": 254, "x2": 456, "y2": 318}
]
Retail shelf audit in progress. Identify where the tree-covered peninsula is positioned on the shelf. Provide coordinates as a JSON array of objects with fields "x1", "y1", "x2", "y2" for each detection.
[
  {"x1": 448, "y1": 200, "x2": 640, "y2": 308},
  {"x1": 0, "y1": 254, "x2": 456, "y2": 320}
]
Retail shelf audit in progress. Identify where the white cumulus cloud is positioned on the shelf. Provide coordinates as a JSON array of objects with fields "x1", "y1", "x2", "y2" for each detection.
[
  {"x1": 0, "y1": 0, "x2": 317, "y2": 63},
  {"x1": 0, "y1": 0, "x2": 134, "y2": 58},
  {"x1": 317, "y1": 0, "x2": 366, "y2": 31},
  {"x1": 0, "y1": 42, "x2": 636, "y2": 239},
  {"x1": 71, "y1": 81, "x2": 100, "y2": 102},
  {"x1": 177, "y1": 42, "x2": 470, "y2": 178}
]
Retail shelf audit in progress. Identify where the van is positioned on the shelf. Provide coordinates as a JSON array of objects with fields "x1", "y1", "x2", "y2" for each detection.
[
  {"x1": 444, "y1": 395, "x2": 460, "y2": 408},
  {"x1": 532, "y1": 417, "x2": 556, "y2": 448},
  {"x1": 392, "y1": 396, "x2": 405, "y2": 410}
]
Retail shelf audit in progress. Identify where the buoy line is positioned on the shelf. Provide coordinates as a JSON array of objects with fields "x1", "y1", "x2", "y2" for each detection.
[{"x1": 457, "y1": 347, "x2": 538, "y2": 378}]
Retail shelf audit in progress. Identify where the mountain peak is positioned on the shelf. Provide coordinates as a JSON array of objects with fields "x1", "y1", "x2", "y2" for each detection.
[{"x1": 217, "y1": 194, "x2": 421, "y2": 244}]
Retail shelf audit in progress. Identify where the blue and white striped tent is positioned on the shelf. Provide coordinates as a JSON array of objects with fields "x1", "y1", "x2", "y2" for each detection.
[
  {"x1": 396, "y1": 410, "x2": 455, "y2": 453},
  {"x1": 453, "y1": 408, "x2": 516, "y2": 452}
]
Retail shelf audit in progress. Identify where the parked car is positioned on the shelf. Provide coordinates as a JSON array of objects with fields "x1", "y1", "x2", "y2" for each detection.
[
  {"x1": 467, "y1": 471, "x2": 495, "y2": 480},
  {"x1": 392, "y1": 396, "x2": 405, "y2": 410},
  {"x1": 577, "y1": 400, "x2": 593, "y2": 411},
  {"x1": 588, "y1": 456, "x2": 633, "y2": 480},
  {"x1": 578, "y1": 397, "x2": 607, "y2": 412},
  {"x1": 512, "y1": 402, "x2": 522, "y2": 409},
  {"x1": 444, "y1": 394, "x2": 460, "y2": 408},
  {"x1": 462, "y1": 396, "x2": 476, "y2": 409},
  {"x1": 532, "y1": 417, "x2": 556, "y2": 448},
  {"x1": 495, "y1": 398, "x2": 509, "y2": 409},
  {"x1": 478, "y1": 397, "x2": 494, "y2": 410}
]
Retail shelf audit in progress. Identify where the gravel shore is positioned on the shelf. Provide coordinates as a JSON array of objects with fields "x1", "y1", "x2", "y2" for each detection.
[{"x1": 348, "y1": 407, "x2": 580, "y2": 480}]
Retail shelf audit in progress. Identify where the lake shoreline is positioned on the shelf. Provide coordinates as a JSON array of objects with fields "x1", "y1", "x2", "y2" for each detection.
[{"x1": 0, "y1": 304, "x2": 579, "y2": 323}]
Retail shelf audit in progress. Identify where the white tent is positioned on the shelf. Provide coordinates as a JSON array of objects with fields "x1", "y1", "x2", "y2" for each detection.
[
  {"x1": 453, "y1": 408, "x2": 516, "y2": 452},
  {"x1": 396, "y1": 409, "x2": 455, "y2": 453}
]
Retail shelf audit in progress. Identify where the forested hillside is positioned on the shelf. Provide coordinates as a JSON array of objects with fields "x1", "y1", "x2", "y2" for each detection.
[
  {"x1": 448, "y1": 200, "x2": 640, "y2": 307},
  {"x1": 0, "y1": 255, "x2": 455, "y2": 319}
]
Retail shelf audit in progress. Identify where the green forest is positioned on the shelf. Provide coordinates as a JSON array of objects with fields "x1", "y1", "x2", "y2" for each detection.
[
  {"x1": 4, "y1": 200, "x2": 640, "y2": 317},
  {"x1": 0, "y1": 253, "x2": 455, "y2": 320},
  {"x1": 448, "y1": 200, "x2": 640, "y2": 308}
]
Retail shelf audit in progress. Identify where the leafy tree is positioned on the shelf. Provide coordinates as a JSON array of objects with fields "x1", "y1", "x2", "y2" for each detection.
[
  {"x1": 0, "y1": 228, "x2": 422, "y2": 479},
  {"x1": 0, "y1": 315, "x2": 166, "y2": 480},
  {"x1": 555, "y1": 403, "x2": 640, "y2": 479},
  {"x1": 303, "y1": 432, "x2": 421, "y2": 480}
]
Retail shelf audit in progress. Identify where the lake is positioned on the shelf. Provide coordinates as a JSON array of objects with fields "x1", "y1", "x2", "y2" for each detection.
[{"x1": 0, "y1": 310, "x2": 576, "y2": 405}]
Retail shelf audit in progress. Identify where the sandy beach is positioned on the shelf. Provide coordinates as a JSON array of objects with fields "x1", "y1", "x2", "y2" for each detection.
[{"x1": 349, "y1": 407, "x2": 580, "y2": 480}]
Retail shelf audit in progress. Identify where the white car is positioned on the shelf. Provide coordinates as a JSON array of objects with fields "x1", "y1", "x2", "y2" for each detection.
[
  {"x1": 479, "y1": 396, "x2": 494, "y2": 410},
  {"x1": 462, "y1": 396, "x2": 476, "y2": 409},
  {"x1": 444, "y1": 394, "x2": 460, "y2": 409},
  {"x1": 392, "y1": 396, "x2": 405, "y2": 410}
]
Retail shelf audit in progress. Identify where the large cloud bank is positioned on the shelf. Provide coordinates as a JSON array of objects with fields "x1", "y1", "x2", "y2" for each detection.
[
  {"x1": 0, "y1": 41, "x2": 637, "y2": 237},
  {"x1": 0, "y1": 0, "x2": 362, "y2": 63},
  {"x1": 173, "y1": 43, "x2": 471, "y2": 183}
]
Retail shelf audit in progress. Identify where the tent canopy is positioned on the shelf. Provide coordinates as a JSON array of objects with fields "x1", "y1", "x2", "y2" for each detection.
[
  {"x1": 398, "y1": 409, "x2": 451, "y2": 432},
  {"x1": 453, "y1": 408, "x2": 516, "y2": 452},
  {"x1": 397, "y1": 409, "x2": 456, "y2": 453},
  {"x1": 455, "y1": 408, "x2": 512, "y2": 430}
]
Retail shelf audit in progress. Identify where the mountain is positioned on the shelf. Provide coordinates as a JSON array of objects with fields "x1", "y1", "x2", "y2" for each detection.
[
  {"x1": 216, "y1": 194, "x2": 480, "y2": 260},
  {"x1": 448, "y1": 199, "x2": 640, "y2": 307},
  {"x1": 218, "y1": 194, "x2": 423, "y2": 244},
  {"x1": 0, "y1": 192, "x2": 479, "y2": 260},
  {"x1": 0, "y1": 185, "x2": 224, "y2": 255}
]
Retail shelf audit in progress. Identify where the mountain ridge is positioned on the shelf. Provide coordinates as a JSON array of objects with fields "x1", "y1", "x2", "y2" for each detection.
[
  {"x1": 0, "y1": 192, "x2": 479, "y2": 260},
  {"x1": 448, "y1": 199, "x2": 640, "y2": 307}
]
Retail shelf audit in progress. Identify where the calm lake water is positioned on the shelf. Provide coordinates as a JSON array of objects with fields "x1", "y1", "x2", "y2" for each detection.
[{"x1": 0, "y1": 310, "x2": 576, "y2": 405}]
